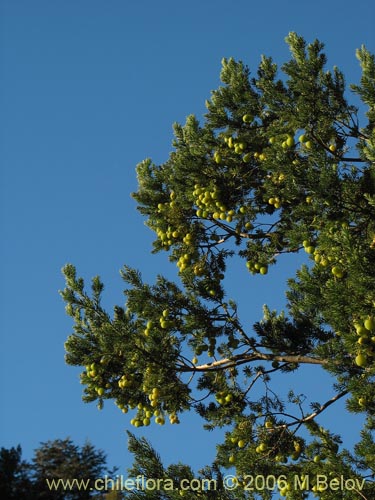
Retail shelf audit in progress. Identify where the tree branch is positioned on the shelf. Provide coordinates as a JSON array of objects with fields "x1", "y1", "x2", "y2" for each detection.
[
  {"x1": 278, "y1": 389, "x2": 349, "y2": 429},
  {"x1": 177, "y1": 351, "x2": 327, "y2": 372}
]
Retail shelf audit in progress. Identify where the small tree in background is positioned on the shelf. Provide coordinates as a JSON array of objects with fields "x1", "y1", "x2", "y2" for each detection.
[
  {"x1": 61, "y1": 33, "x2": 375, "y2": 498},
  {"x1": 0, "y1": 445, "x2": 33, "y2": 499},
  {"x1": 32, "y1": 438, "x2": 110, "y2": 499},
  {"x1": 0, "y1": 439, "x2": 115, "y2": 499}
]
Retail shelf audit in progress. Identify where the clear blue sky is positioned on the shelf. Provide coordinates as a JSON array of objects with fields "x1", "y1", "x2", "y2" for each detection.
[{"x1": 1, "y1": 0, "x2": 374, "y2": 479}]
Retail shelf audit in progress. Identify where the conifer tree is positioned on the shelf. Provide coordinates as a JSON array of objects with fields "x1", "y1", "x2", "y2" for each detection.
[{"x1": 60, "y1": 33, "x2": 375, "y2": 499}]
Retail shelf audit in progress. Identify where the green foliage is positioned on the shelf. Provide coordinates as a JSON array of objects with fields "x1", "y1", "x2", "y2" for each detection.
[
  {"x1": 0, "y1": 439, "x2": 113, "y2": 499},
  {"x1": 61, "y1": 33, "x2": 375, "y2": 499},
  {"x1": 31, "y1": 438, "x2": 111, "y2": 499},
  {"x1": 0, "y1": 445, "x2": 33, "y2": 499}
]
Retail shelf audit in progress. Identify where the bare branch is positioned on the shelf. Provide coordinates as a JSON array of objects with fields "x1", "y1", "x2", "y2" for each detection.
[{"x1": 176, "y1": 351, "x2": 328, "y2": 373}]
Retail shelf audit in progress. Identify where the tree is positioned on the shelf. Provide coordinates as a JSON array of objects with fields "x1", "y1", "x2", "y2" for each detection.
[
  {"x1": 31, "y1": 438, "x2": 111, "y2": 499},
  {"x1": 0, "y1": 439, "x2": 114, "y2": 499},
  {"x1": 0, "y1": 445, "x2": 34, "y2": 499},
  {"x1": 60, "y1": 33, "x2": 375, "y2": 499}
]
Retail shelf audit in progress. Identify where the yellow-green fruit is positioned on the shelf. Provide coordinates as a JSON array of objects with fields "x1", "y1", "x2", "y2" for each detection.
[
  {"x1": 243, "y1": 152, "x2": 252, "y2": 162},
  {"x1": 242, "y1": 114, "x2": 252, "y2": 123},
  {"x1": 358, "y1": 336, "x2": 369, "y2": 345},
  {"x1": 304, "y1": 140, "x2": 312, "y2": 149},
  {"x1": 364, "y1": 316, "x2": 375, "y2": 331},
  {"x1": 353, "y1": 323, "x2": 365, "y2": 335},
  {"x1": 238, "y1": 439, "x2": 246, "y2": 448},
  {"x1": 313, "y1": 455, "x2": 321, "y2": 463},
  {"x1": 331, "y1": 266, "x2": 344, "y2": 278},
  {"x1": 259, "y1": 266, "x2": 268, "y2": 275},
  {"x1": 329, "y1": 144, "x2": 336, "y2": 152},
  {"x1": 229, "y1": 455, "x2": 235, "y2": 464},
  {"x1": 294, "y1": 442, "x2": 301, "y2": 453},
  {"x1": 305, "y1": 246, "x2": 315, "y2": 254},
  {"x1": 97, "y1": 387, "x2": 104, "y2": 396},
  {"x1": 265, "y1": 421, "x2": 273, "y2": 429},
  {"x1": 286, "y1": 136, "x2": 294, "y2": 147},
  {"x1": 298, "y1": 134, "x2": 307, "y2": 143},
  {"x1": 358, "y1": 397, "x2": 366, "y2": 406},
  {"x1": 355, "y1": 354, "x2": 367, "y2": 367},
  {"x1": 214, "y1": 153, "x2": 222, "y2": 164}
]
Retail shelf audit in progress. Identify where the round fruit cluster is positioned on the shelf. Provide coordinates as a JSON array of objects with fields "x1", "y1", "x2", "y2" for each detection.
[
  {"x1": 223, "y1": 136, "x2": 246, "y2": 155},
  {"x1": 192, "y1": 183, "x2": 235, "y2": 223},
  {"x1": 82, "y1": 362, "x2": 111, "y2": 398},
  {"x1": 215, "y1": 390, "x2": 233, "y2": 405},
  {"x1": 246, "y1": 260, "x2": 268, "y2": 275},
  {"x1": 222, "y1": 132, "x2": 267, "y2": 163},
  {"x1": 118, "y1": 373, "x2": 134, "y2": 389},
  {"x1": 116, "y1": 387, "x2": 180, "y2": 428},
  {"x1": 281, "y1": 134, "x2": 295, "y2": 149},
  {"x1": 297, "y1": 133, "x2": 312, "y2": 150},
  {"x1": 143, "y1": 320, "x2": 153, "y2": 337},
  {"x1": 159, "y1": 308, "x2": 173, "y2": 329},
  {"x1": 176, "y1": 251, "x2": 192, "y2": 272},
  {"x1": 268, "y1": 196, "x2": 282, "y2": 209},
  {"x1": 354, "y1": 315, "x2": 375, "y2": 367},
  {"x1": 303, "y1": 240, "x2": 345, "y2": 278},
  {"x1": 155, "y1": 224, "x2": 180, "y2": 250}
]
